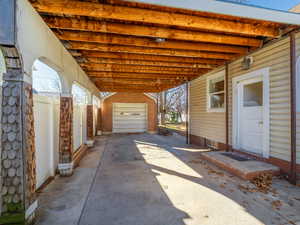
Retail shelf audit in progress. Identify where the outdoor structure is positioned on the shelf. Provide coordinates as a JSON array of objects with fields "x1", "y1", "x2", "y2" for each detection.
[
  {"x1": 101, "y1": 93, "x2": 157, "y2": 134},
  {"x1": 1, "y1": 0, "x2": 300, "y2": 224},
  {"x1": 188, "y1": 27, "x2": 300, "y2": 183}
]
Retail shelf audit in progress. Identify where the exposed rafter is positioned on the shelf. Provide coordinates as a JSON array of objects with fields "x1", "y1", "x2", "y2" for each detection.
[
  {"x1": 91, "y1": 77, "x2": 184, "y2": 83},
  {"x1": 67, "y1": 42, "x2": 236, "y2": 59},
  {"x1": 84, "y1": 57, "x2": 214, "y2": 69},
  {"x1": 47, "y1": 18, "x2": 259, "y2": 49},
  {"x1": 77, "y1": 51, "x2": 225, "y2": 65},
  {"x1": 55, "y1": 30, "x2": 259, "y2": 49},
  {"x1": 95, "y1": 80, "x2": 184, "y2": 87},
  {"x1": 29, "y1": 0, "x2": 288, "y2": 92},
  {"x1": 32, "y1": 0, "x2": 280, "y2": 37},
  {"x1": 80, "y1": 63, "x2": 206, "y2": 73},
  {"x1": 87, "y1": 71, "x2": 196, "y2": 80}
]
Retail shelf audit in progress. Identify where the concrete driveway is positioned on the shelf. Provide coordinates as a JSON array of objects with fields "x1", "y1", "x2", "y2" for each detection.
[{"x1": 37, "y1": 133, "x2": 300, "y2": 225}]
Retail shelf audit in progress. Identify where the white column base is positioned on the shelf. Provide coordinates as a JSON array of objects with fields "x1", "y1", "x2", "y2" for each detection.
[
  {"x1": 58, "y1": 162, "x2": 74, "y2": 176},
  {"x1": 25, "y1": 200, "x2": 38, "y2": 220},
  {"x1": 86, "y1": 139, "x2": 95, "y2": 147}
]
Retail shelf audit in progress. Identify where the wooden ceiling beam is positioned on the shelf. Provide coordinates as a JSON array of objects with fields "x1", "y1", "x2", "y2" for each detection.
[
  {"x1": 80, "y1": 63, "x2": 206, "y2": 73},
  {"x1": 78, "y1": 51, "x2": 225, "y2": 65},
  {"x1": 97, "y1": 82, "x2": 173, "y2": 88},
  {"x1": 55, "y1": 30, "x2": 257, "y2": 50},
  {"x1": 67, "y1": 42, "x2": 236, "y2": 59},
  {"x1": 91, "y1": 77, "x2": 185, "y2": 83},
  {"x1": 87, "y1": 71, "x2": 197, "y2": 80},
  {"x1": 83, "y1": 58, "x2": 214, "y2": 69},
  {"x1": 96, "y1": 80, "x2": 183, "y2": 86},
  {"x1": 32, "y1": 0, "x2": 280, "y2": 37},
  {"x1": 98, "y1": 87, "x2": 162, "y2": 93},
  {"x1": 97, "y1": 84, "x2": 174, "y2": 92},
  {"x1": 86, "y1": 68, "x2": 202, "y2": 75},
  {"x1": 47, "y1": 18, "x2": 257, "y2": 49}
]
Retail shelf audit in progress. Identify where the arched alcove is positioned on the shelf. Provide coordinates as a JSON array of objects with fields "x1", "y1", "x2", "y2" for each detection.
[
  {"x1": 72, "y1": 83, "x2": 89, "y2": 152},
  {"x1": 32, "y1": 59, "x2": 62, "y2": 95},
  {"x1": 92, "y1": 95, "x2": 101, "y2": 136},
  {"x1": 72, "y1": 83, "x2": 88, "y2": 105},
  {"x1": 32, "y1": 59, "x2": 62, "y2": 188}
]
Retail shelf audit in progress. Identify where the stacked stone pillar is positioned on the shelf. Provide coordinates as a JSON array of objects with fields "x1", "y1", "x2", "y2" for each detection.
[
  {"x1": 58, "y1": 95, "x2": 74, "y2": 176},
  {"x1": 97, "y1": 107, "x2": 102, "y2": 135},
  {"x1": 0, "y1": 47, "x2": 37, "y2": 224},
  {"x1": 86, "y1": 104, "x2": 94, "y2": 147}
]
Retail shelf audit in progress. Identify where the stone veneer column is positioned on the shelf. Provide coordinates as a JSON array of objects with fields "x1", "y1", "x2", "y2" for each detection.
[
  {"x1": 97, "y1": 107, "x2": 102, "y2": 135},
  {"x1": 86, "y1": 104, "x2": 94, "y2": 147},
  {"x1": 0, "y1": 47, "x2": 37, "y2": 224},
  {"x1": 58, "y1": 95, "x2": 74, "y2": 176}
]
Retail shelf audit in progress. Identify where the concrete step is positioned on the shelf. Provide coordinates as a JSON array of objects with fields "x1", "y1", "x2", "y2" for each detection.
[{"x1": 201, "y1": 151, "x2": 280, "y2": 180}]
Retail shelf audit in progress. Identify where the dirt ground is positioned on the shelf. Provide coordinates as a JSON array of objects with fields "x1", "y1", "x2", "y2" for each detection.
[{"x1": 37, "y1": 133, "x2": 300, "y2": 225}]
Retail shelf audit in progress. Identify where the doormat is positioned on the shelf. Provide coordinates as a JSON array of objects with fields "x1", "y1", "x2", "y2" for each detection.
[{"x1": 221, "y1": 152, "x2": 252, "y2": 161}]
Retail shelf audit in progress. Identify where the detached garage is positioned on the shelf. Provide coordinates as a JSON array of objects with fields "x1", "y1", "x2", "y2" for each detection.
[{"x1": 101, "y1": 93, "x2": 157, "y2": 134}]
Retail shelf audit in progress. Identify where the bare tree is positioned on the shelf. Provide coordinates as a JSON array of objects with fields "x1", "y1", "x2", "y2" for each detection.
[{"x1": 165, "y1": 84, "x2": 186, "y2": 123}]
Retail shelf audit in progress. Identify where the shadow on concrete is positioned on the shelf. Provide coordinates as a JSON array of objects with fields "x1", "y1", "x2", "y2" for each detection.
[
  {"x1": 77, "y1": 133, "x2": 300, "y2": 225},
  {"x1": 130, "y1": 134, "x2": 300, "y2": 225},
  {"x1": 78, "y1": 134, "x2": 190, "y2": 225}
]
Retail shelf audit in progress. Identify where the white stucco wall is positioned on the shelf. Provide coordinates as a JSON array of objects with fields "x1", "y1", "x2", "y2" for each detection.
[{"x1": 15, "y1": 0, "x2": 100, "y2": 97}]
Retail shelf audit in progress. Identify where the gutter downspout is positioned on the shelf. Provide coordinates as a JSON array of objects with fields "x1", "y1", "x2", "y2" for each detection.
[{"x1": 290, "y1": 32, "x2": 297, "y2": 185}]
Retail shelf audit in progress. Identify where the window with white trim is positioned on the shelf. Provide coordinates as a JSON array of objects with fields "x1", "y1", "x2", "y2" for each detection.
[{"x1": 207, "y1": 71, "x2": 225, "y2": 112}]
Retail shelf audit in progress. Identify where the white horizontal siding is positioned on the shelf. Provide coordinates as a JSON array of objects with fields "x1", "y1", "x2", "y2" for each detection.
[
  {"x1": 228, "y1": 37, "x2": 291, "y2": 162},
  {"x1": 190, "y1": 68, "x2": 226, "y2": 143},
  {"x1": 189, "y1": 34, "x2": 300, "y2": 164},
  {"x1": 113, "y1": 103, "x2": 147, "y2": 133}
]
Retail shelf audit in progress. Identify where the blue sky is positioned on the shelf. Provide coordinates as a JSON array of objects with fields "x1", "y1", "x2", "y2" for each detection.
[{"x1": 223, "y1": 0, "x2": 300, "y2": 11}]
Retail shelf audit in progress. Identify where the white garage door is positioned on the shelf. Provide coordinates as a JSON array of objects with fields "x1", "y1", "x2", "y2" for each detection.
[{"x1": 113, "y1": 103, "x2": 147, "y2": 133}]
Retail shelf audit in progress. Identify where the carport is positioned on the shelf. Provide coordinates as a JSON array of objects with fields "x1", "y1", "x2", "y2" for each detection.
[
  {"x1": 1, "y1": 0, "x2": 300, "y2": 224},
  {"x1": 29, "y1": 0, "x2": 291, "y2": 93}
]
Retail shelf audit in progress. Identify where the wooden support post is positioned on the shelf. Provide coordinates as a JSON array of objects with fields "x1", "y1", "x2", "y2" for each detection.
[
  {"x1": 225, "y1": 63, "x2": 230, "y2": 151},
  {"x1": 156, "y1": 94, "x2": 159, "y2": 129},
  {"x1": 289, "y1": 32, "x2": 297, "y2": 184},
  {"x1": 86, "y1": 104, "x2": 95, "y2": 147},
  {"x1": 159, "y1": 92, "x2": 166, "y2": 125},
  {"x1": 186, "y1": 82, "x2": 189, "y2": 144}
]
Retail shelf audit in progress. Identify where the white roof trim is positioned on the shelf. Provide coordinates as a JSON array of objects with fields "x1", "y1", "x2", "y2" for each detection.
[
  {"x1": 101, "y1": 92, "x2": 117, "y2": 101},
  {"x1": 126, "y1": 0, "x2": 300, "y2": 25},
  {"x1": 144, "y1": 93, "x2": 157, "y2": 103}
]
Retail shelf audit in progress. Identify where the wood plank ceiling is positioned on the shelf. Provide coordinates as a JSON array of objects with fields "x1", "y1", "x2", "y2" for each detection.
[{"x1": 29, "y1": 0, "x2": 287, "y2": 93}]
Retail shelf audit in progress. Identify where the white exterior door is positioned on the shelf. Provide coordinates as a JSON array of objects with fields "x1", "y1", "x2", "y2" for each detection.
[
  {"x1": 113, "y1": 103, "x2": 147, "y2": 133},
  {"x1": 238, "y1": 78, "x2": 264, "y2": 154},
  {"x1": 233, "y1": 68, "x2": 270, "y2": 158}
]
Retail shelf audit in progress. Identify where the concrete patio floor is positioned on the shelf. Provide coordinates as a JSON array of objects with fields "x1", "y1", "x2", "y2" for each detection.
[{"x1": 36, "y1": 134, "x2": 300, "y2": 225}]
